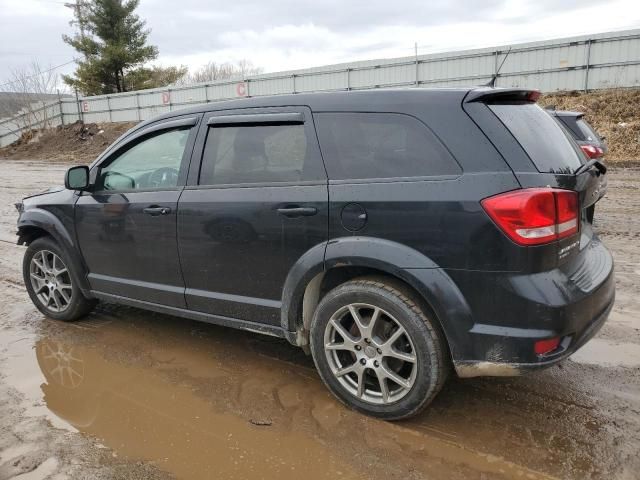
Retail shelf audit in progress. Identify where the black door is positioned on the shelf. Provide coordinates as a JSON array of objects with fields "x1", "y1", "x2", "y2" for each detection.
[
  {"x1": 178, "y1": 107, "x2": 328, "y2": 325},
  {"x1": 75, "y1": 116, "x2": 200, "y2": 307}
]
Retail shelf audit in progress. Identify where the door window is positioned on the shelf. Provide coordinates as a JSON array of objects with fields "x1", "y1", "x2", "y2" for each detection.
[
  {"x1": 98, "y1": 128, "x2": 191, "y2": 191},
  {"x1": 199, "y1": 123, "x2": 324, "y2": 185}
]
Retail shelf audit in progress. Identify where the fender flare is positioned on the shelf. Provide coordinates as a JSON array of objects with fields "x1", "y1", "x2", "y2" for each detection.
[
  {"x1": 280, "y1": 236, "x2": 473, "y2": 357},
  {"x1": 17, "y1": 208, "x2": 92, "y2": 295}
]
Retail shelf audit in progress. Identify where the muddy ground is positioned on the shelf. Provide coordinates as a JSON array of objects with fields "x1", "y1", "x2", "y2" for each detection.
[{"x1": 0, "y1": 159, "x2": 639, "y2": 480}]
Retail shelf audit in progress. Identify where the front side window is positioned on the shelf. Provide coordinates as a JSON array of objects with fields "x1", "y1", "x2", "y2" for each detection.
[
  {"x1": 200, "y1": 123, "x2": 319, "y2": 185},
  {"x1": 98, "y1": 128, "x2": 190, "y2": 191},
  {"x1": 314, "y1": 112, "x2": 460, "y2": 180}
]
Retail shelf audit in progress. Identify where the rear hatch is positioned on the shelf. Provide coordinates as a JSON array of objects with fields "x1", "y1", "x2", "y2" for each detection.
[{"x1": 464, "y1": 89, "x2": 608, "y2": 265}]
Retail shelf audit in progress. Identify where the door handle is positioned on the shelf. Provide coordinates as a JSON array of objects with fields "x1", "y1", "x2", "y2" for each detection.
[
  {"x1": 277, "y1": 206, "x2": 318, "y2": 218},
  {"x1": 143, "y1": 206, "x2": 172, "y2": 216}
]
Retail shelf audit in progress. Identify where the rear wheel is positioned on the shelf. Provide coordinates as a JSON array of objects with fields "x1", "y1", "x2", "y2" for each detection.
[
  {"x1": 23, "y1": 236, "x2": 96, "y2": 321},
  {"x1": 310, "y1": 277, "x2": 449, "y2": 420}
]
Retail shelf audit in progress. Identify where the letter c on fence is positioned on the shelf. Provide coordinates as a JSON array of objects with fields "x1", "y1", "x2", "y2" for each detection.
[
  {"x1": 236, "y1": 83, "x2": 247, "y2": 97},
  {"x1": 162, "y1": 92, "x2": 171, "y2": 105}
]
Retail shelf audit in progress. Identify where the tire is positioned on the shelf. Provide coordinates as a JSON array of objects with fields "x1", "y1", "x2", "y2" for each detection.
[
  {"x1": 23, "y1": 236, "x2": 96, "y2": 321},
  {"x1": 310, "y1": 277, "x2": 449, "y2": 420}
]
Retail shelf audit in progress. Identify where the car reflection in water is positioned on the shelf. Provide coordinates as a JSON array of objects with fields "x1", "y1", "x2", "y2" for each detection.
[{"x1": 33, "y1": 336, "x2": 357, "y2": 480}]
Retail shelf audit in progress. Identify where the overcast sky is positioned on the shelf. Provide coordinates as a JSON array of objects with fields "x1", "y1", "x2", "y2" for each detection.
[{"x1": 1, "y1": 0, "x2": 639, "y2": 88}]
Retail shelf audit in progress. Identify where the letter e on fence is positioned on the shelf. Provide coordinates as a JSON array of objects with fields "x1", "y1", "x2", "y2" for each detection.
[{"x1": 82, "y1": 101, "x2": 89, "y2": 113}]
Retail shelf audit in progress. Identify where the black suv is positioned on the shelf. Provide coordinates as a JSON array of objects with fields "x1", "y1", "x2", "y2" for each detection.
[{"x1": 17, "y1": 88, "x2": 614, "y2": 420}]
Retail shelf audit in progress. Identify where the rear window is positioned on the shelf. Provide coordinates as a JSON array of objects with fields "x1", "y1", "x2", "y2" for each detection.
[
  {"x1": 314, "y1": 112, "x2": 460, "y2": 180},
  {"x1": 489, "y1": 103, "x2": 584, "y2": 174},
  {"x1": 576, "y1": 118, "x2": 601, "y2": 142}
]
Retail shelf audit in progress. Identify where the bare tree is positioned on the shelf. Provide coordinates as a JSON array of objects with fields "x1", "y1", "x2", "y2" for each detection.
[
  {"x1": 1, "y1": 61, "x2": 68, "y2": 138},
  {"x1": 178, "y1": 60, "x2": 263, "y2": 85}
]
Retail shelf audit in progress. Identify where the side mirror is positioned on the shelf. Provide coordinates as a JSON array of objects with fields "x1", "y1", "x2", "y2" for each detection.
[{"x1": 65, "y1": 166, "x2": 90, "y2": 190}]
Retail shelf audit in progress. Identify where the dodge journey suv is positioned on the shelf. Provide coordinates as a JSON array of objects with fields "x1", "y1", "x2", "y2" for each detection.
[{"x1": 17, "y1": 88, "x2": 614, "y2": 420}]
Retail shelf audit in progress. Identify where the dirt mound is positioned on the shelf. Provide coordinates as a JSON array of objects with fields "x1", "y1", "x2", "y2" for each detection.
[
  {"x1": 540, "y1": 89, "x2": 640, "y2": 164},
  {"x1": 0, "y1": 121, "x2": 137, "y2": 163}
]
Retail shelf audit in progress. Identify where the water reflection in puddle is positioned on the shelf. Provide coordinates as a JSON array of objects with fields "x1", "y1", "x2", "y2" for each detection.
[
  {"x1": 0, "y1": 304, "x2": 626, "y2": 480},
  {"x1": 570, "y1": 338, "x2": 640, "y2": 367}
]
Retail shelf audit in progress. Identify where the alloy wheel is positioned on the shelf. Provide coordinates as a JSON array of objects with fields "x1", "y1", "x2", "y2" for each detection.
[
  {"x1": 323, "y1": 303, "x2": 418, "y2": 405},
  {"x1": 29, "y1": 250, "x2": 73, "y2": 313}
]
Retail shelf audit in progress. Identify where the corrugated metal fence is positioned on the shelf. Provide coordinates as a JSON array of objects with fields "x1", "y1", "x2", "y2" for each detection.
[{"x1": 2, "y1": 28, "x2": 640, "y2": 147}]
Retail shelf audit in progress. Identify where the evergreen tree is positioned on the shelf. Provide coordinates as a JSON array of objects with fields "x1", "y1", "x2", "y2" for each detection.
[{"x1": 62, "y1": 0, "x2": 177, "y2": 95}]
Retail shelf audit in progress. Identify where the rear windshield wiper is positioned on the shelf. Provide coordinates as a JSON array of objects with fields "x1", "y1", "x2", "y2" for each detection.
[{"x1": 574, "y1": 158, "x2": 607, "y2": 176}]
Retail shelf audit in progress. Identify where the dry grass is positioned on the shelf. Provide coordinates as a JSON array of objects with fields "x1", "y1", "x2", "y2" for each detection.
[{"x1": 540, "y1": 89, "x2": 640, "y2": 164}]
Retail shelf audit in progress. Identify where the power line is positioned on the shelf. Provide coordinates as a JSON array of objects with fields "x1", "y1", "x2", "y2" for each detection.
[{"x1": 0, "y1": 59, "x2": 77, "y2": 89}]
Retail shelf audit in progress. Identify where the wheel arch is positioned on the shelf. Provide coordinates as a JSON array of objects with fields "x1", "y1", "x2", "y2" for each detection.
[
  {"x1": 281, "y1": 237, "x2": 473, "y2": 359},
  {"x1": 18, "y1": 209, "x2": 92, "y2": 295}
]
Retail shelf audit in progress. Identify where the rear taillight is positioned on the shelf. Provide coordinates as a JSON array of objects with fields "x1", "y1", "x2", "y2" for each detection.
[
  {"x1": 580, "y1": 144, "x2": 604, "y2": 159},
  {"x1": 481, "y1": 188, "x2": 579, "y2": 246}
]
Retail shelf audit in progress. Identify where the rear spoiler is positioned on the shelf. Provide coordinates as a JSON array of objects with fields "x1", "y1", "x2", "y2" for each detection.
[{"x1": 464, "y1": 88, "x2": 541, "y2": 103}]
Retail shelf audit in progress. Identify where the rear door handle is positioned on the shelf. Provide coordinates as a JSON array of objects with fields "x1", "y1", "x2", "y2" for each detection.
[
  {"x1": 277, "y1": 206, "x2": 318, "y2": 218},
  {"x1": 143, "y1": 206, "x2": 172, "y2": 216}
]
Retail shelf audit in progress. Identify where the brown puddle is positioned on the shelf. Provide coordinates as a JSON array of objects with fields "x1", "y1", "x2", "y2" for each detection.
[
  {"x1": 3, "y1": 302, "x2": 637, "y2": 480},
  {"x1": 570, "y1": 338, "x2": 640, "y2": 367}
]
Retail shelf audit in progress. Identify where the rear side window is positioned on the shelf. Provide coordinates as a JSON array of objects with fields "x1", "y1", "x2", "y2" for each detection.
[
  {"x1": 489, "y1": 103, "x2": 583, "y2": 174},
  {"x1": 314, "y1": 113, "x2": 460, "y2": 180},
  {"x1": 200, "y1": 124, "x2": 324, "y2": 185}
]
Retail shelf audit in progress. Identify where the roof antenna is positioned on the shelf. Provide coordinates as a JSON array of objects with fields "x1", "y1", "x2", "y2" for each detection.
[{"x1": 485, "y1": 47, "x2": 512, "y2": 87}]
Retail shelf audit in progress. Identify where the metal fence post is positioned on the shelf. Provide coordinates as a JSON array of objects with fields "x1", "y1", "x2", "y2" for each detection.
[
  {"x1": 292, "y1": 74, "x2": 297, "y2": 94},
  {"x1": 415, "y1": 42, "x2": 419, "y2": 86},
  {"x1": 584, "y1": 39, "x2": 592, "y2": 92},
  {"x1": 136, "y1": 92, "x2": 141, "y2": 121},
  {"x1": 205, "y1": 84, "x2": 210, "y2": 103},
  {"x1": 75, "y1": 88, "x2": 84, "y2": 125},
  {"x1": 106, "y1": 95, "x2": 112, "y2": 122},
  {"x1": 57, "y1": 90, "x2": 64, "y2": 126},
  {"x1": 246, "y1": 79, "x2": 251, "y2": 98}
]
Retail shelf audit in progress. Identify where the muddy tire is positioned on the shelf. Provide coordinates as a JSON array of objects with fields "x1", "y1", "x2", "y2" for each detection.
[
  {"x1": 23, "y1": 236, "x2": 96, "y2": 321},
  {"x1": 310, "y1": 277, "x2": 449, "y2": 420}
]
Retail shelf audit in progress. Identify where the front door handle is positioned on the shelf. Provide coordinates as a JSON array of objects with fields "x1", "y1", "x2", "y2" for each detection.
[
  {"x1": 277, "y1": 206, "x2": 318, "y2": 218},
  {"x1": 143, "y1": 206, "x2": 172, "y2": 216}
]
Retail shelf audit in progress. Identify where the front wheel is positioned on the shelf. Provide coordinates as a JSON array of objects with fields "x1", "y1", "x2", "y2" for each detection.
[
  {"x1": 23, "y1": 236, "x2": 96, "y2": 321},
  {"x1": 310, "y1": 277, "x2": 449, "y2": 420}
]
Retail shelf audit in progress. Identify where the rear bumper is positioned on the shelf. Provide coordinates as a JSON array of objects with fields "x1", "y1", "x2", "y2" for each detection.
[
  {"x1": 454, "y1": 293, "x2": 613, "y2": 377},
  {"x1": 444, "y1": 236, "x2": 615, "y2": 377}
]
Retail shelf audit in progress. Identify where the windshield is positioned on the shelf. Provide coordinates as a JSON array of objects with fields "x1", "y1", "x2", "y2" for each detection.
[{"x1": 489, "y1": 103, "x2": 584, "y2": 174}]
